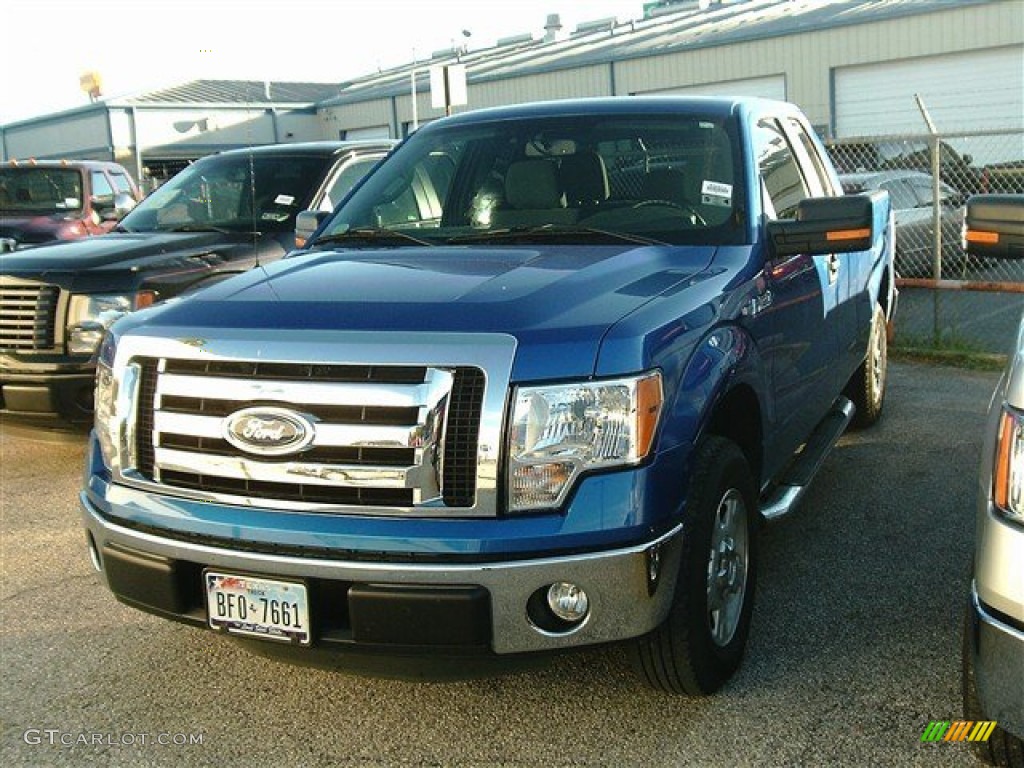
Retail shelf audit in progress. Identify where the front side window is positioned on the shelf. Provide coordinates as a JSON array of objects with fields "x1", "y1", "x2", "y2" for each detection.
[
  {"x1": 118, "y1": 153, "x2": 336, "y2": 233},
  {"x1": 0, "y1": 168, "x2": 84, "y2": 213},
  {"x1": 91, "y1": 171, "x2": 114, "y2": 201},
  {"x1": 318, "y1": 113, "x2": 742, "y2": 247},
  {"x1": 752, "y1": 118, "x2": 810, "y2": 219}
]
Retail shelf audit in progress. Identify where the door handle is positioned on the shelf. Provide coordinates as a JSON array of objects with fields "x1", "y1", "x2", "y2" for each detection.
[{"x1": 827, "y1": 254, "x2": 840, "y2": 285}]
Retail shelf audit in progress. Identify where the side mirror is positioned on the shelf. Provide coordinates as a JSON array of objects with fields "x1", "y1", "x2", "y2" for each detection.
[
  {"x1": 767, "y1": 192, "x2": 878, "y2": 258},
  {"x1": 91, "y1": 194, "x2": 115, "y2": 212},
  {"x1": 101, "y1": 193, "x2": 137, "y2": 221},
  {"x1": 295, "y1": 209, "x2": 330, "y2": 248},
  {"x1": 964, "y1": 194, "x2": 1024, "y2": 260}
]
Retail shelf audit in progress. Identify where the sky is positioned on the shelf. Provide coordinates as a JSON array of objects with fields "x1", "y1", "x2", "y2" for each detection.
[{"x1": 0, "y1": 0, "x2": 648, "y2": 125}]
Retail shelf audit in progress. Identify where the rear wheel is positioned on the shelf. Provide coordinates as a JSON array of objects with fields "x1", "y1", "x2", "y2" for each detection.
[
  {"x1": 845, "y1": 303, "x2": 887, "y2": 428},
  {"x1": 631, "y1": 436, "x2": 757, "y2": 695}
]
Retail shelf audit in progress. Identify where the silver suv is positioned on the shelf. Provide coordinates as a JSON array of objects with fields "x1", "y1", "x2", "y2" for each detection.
[{"x1": 961, "y1": 195, "x2": 1024, "y2": 767}]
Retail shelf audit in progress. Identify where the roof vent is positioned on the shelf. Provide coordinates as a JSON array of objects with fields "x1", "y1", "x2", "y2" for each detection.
[
  {"x1": 572, "y1": 17, "x2": 617, "y2": 35},
  {"x1": 643, "y1": 0, "x2": 706, "y2": 18},
  {"x1": 497, "y1": 33, "x2": 534, "y2": 47},
  {"x1": 544, "y1": 13, "x2": 563, "y2": 42}
]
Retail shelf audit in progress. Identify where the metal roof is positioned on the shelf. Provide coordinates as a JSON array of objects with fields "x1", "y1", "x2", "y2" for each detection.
[
  {"x1": 116, "y1": 79, "x2": 342, "y2": 106},
  {"x1": 0, "y1": 80, "x2": 344, "y2": 131},
  {"x1": 317, "y1": 0, "x2": 999, "y2": 107}
]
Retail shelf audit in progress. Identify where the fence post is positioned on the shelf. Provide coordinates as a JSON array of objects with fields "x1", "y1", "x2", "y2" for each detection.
[{"x1": 915, "y1": 95, "x2": 945, "y2": 342}]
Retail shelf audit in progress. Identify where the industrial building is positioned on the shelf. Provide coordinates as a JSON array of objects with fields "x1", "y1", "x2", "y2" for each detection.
[{"x1": 2, "y1": 0, "x2": 1020, "y2": 185}]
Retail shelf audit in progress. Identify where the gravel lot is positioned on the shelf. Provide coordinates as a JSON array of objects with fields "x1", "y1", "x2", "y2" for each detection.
[{"x1": 0, "y1": 360, "x2": 996, "y2": 767}]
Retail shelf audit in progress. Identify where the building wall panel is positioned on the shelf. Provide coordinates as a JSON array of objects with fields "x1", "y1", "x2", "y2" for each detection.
[{"x1": 4, "y1": 111, "x2": 111, "y2": 161}]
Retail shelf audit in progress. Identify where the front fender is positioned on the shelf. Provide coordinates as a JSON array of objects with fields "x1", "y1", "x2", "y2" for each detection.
[{"x1": 658, "y1": 323, "x2": 766, "y2": 486}]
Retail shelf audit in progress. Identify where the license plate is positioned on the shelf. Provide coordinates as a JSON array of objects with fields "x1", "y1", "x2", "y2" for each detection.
[{"x1": 205, "y1": 571, "x2": 311, "y2": 645}]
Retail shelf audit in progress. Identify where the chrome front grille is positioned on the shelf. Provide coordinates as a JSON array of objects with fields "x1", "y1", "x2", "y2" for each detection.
[
  {"x1": 0, "y1": 279, "x2": 59, "y2": 351},
  {"x1": 133, "y1": 357, "x2": 486, "y2": 512}
]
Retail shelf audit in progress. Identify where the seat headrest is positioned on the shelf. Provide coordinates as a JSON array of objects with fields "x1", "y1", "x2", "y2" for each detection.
[
  {"x1": 505, "y1": 160, "x2": 562, "y2": 210},
  {"x1": 561, "y1": 152, "x2": 609, "y2": 206},
  {"x1": 641, "y1": 168, "x2": 691, "y2": 205}
]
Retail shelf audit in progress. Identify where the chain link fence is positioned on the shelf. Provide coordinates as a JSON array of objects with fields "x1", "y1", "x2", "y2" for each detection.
[{"x1": 826, "y1": 129, "x2": 1024, "y2": 355}]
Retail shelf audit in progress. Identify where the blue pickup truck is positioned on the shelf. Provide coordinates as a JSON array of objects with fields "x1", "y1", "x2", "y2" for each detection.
[{"x1": 80, "y1": 97, "x2": 895, "y2": 694}]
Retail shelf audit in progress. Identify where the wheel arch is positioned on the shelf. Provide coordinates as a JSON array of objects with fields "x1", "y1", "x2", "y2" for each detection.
[{"x1": 703, "y1": 382, "x2": 764, "y2": 489}]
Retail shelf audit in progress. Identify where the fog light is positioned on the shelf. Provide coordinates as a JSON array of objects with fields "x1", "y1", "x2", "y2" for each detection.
[{"x1": 546, "y1": 582, "x2": 589, "y2": 623}]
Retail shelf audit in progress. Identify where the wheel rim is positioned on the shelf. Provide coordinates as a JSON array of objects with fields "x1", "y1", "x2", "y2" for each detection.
[
  {"x1": 706, "y1": 488, "x2": 749, "y2": 647},
  {"x1": 870, "y1": 316, "x2": 886, "y2": 405}
]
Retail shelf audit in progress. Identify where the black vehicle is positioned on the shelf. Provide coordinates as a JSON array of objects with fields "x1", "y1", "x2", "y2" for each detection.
[{"x1": 0, "y1": 141, "x2": 393, "y2": 432}]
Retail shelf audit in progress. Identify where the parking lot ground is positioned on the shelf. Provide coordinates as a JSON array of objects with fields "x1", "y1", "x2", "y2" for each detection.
[{"x1": 0, "y1": 360, "x2": 997, "y2": 767}]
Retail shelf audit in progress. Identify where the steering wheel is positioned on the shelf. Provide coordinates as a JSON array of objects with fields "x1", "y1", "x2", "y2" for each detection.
[{"x1": 632, "y1": 199, "x2": 707, "y2": 226}]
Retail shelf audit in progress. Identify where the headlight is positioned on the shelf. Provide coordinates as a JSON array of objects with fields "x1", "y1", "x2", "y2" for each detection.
[
  {"x1": 993, "y1": 406, "x2": 1024, "y2": 524},
  {"x1": 94, "y1": 331, "x2": 140, "y2": 472},
  {"x1": 67, "y1": 292, "x2": 155, "y2": 355},
  {"x1": 508, "y1": 372, "x2": 663, "y2": 512}
]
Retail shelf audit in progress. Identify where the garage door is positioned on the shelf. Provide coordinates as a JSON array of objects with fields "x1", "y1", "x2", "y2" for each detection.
[
  {"x1": 639, "y1": 74, "x2": 786, "y2": 101},
  {"x1": 342, "y1": 125, "x2": 391, "y2": 141},
  {"x1": 834, "y1": 46, "x2": 1024, "y2": 137}
]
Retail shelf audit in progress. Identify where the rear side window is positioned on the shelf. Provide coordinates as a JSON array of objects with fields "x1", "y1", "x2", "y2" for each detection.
[
  {"x1": 109, "y1": 171, "x2": 135, "y2": 197},
  {"x1": 320, "y1": 156, "x2": 384, "y2": 212},
  {"x1": 787, "y1": 118, "x2": 836, "y2": 196}
]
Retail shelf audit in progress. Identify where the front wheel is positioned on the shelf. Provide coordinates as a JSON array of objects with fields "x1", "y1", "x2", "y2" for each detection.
[{"x1": 631, "y1": 436, "x2": 758, "y2": 695}]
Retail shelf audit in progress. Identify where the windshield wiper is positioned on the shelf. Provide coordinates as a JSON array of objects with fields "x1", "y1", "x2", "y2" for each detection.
[
  {"x1": 163, "y1": 224, "x2": 237, "y2": 235},
  {"x1": 448, "y1": 224, "x2": 667, "y2": 246},
  {"x1": 312, "y1": 227, "x2": 435, "y2": 248}
]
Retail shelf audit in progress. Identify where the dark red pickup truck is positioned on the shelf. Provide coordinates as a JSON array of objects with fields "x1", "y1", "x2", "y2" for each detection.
[{"x1": 0, "y1": 159, "x2": 142, "y2": 250}]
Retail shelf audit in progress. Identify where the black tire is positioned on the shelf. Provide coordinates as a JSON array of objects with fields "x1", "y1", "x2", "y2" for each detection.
[
  {"x1": 631, "y1": 436, "x2": 758, "y2": 695},
  {"x1": 845, "y1": 303, "x2": 887, "y2": 429},
  {"x1": 962, "y1": 610, "x2": 1024, "y2": 767}
]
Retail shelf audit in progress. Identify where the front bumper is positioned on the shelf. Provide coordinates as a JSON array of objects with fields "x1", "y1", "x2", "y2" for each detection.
[
  {"x1": 0, "y1": 368, "x2": 95, "y2": 430},
  {"x1": 966, "y1": 584, "x2": 1024, "y2": 739},
  {"x1": 80, "y1": 491, "x2": 683, "y2": 656}
]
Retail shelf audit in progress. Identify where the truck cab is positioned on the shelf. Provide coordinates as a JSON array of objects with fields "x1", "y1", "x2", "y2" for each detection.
[{"x1": 0, "y1": 159, "x2": 141, "y2": 249}]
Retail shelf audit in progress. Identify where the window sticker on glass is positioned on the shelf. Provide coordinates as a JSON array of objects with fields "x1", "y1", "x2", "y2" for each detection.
[
  {"x1": 701, "y1": 180, "x2": 733, "y2": 207},
  {"x1": 274, "y1": 194, "x2": 296, "y2": 206}
]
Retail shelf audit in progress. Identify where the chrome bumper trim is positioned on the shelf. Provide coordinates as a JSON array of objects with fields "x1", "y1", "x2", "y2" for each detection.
[{"x1": 81, "y1": 491, "x2": 683, "y2": 654}]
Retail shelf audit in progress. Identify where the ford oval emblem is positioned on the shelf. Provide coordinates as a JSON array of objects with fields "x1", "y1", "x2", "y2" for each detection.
[{"x1": 222, "y1": 407, "x2": 316, "y2": 457}]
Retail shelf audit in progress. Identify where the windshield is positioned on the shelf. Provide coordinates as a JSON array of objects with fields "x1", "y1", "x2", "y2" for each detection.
[
  {"x1": 0, "y1": 168, "x2": 83, "y2": 213},
  {"x1": 320, "y1": 113, "x2": 742, "y2": 246},
  {"x1": 119, "y1": 152, "x2": 336, "y2": 233}
]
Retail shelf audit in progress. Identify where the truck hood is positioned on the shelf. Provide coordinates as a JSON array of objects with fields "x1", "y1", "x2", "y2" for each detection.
[
  {"x1": 127, "y1": 243, "x2": 717, "y2": 380},
  {"x1": 0, "y1": 230, "x2": 289, "y2": 293},
  {"x1": 0, "y1": 212, "x2": 76, "y2": 240}
]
